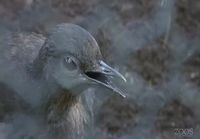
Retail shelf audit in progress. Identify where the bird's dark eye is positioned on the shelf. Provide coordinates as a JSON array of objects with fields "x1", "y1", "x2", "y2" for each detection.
[{"x1": 63, "y1": 57, "x2": 77, "y2": 71}]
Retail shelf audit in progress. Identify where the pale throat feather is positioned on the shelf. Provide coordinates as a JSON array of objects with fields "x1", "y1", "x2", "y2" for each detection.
[{"x1": 45, "y1": 90, "x2": 88, "y2": 137}]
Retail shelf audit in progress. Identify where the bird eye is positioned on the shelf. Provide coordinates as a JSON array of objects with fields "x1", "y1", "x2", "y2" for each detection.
[{"x1": 63, "y1": 57, "x2": 77, "y2": 71}]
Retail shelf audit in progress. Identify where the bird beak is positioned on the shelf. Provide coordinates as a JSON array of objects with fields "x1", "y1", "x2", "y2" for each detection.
[{"x1": 85, "y1": 61, "x2": 126, "y2": 98}]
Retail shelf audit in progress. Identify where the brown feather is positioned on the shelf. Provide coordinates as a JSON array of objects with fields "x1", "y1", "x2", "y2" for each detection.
[{"x1": 45, "y1": 89, "x2": 88, "y2": 138}]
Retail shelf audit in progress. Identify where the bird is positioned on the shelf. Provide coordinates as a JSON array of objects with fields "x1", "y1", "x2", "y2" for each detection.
[{"x1": 0, "y1": 23, "x2": 126, "y2": 139}]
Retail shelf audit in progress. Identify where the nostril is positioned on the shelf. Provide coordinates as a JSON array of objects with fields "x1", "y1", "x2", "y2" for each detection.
[{"x1": 103, "y1": 69, "x2": 111, "y2": 73}]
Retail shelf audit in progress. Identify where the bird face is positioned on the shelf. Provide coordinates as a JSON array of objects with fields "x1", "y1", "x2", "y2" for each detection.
[
  {"x1": 43, "y1": 24, "x2": 126, "y2": 97},
  {"x1": 46, "y1": 53, "x2": 87, "y2": 92}
]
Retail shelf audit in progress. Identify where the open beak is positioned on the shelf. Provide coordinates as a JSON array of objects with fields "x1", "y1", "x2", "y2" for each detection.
[{"x1": 85, "y1": 61, "x2": 126, "y2": 98}]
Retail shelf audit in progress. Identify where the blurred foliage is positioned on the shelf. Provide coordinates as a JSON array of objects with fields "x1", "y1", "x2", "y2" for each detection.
[
  {"x1": 97, "y1": 95, "x2": 139, "y2": 136},
  {"x1": 184, "y1": 52, "x2": 200, "y2": 87},
  {"x1": 175, "y1": 0, "x2": 200, "y2": 37},
  {"x1": 155, "y1": 100, "x2": 196, "y2": 139},
  {"x1": 127, "y1": 37, "x2": 172, "y2": 85}
]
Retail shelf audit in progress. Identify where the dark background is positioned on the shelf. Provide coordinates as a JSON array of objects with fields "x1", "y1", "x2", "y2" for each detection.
[{"x1": 0, "y1": 0, "x2": 200, "y2": 139}]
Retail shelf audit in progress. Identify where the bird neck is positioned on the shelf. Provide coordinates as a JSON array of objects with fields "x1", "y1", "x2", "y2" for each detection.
[{"x1": 45, "y1": 89, "x2": 88, "y2": 138}]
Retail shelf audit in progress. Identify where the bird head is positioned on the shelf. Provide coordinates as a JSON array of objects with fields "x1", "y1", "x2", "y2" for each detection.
[{"x1": 40, "y1": 24, "x2": 126, "y2": 97}]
